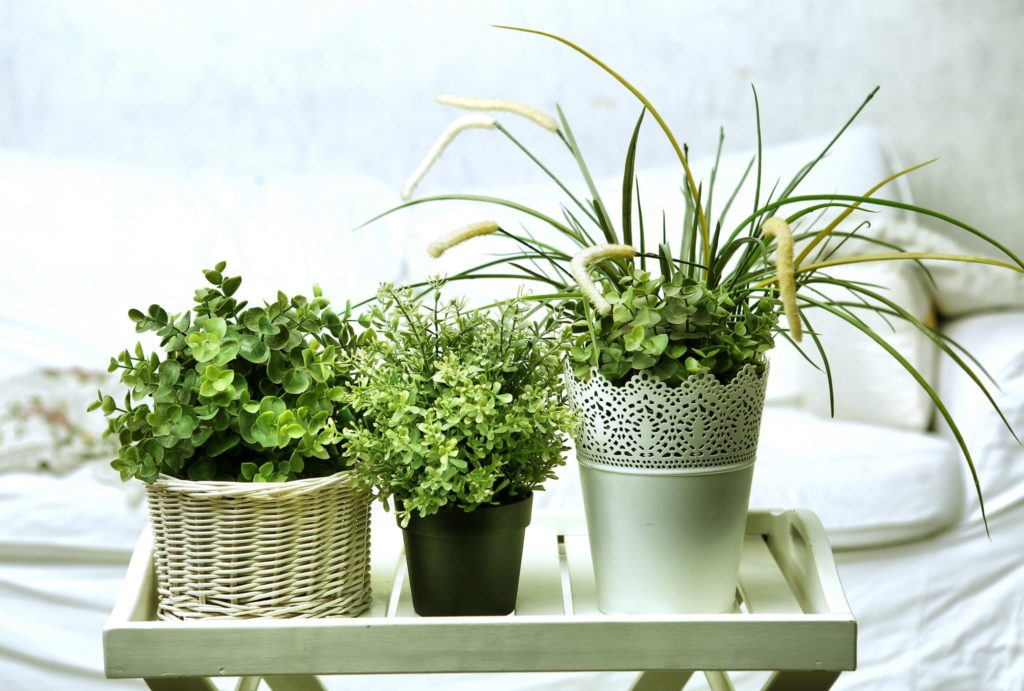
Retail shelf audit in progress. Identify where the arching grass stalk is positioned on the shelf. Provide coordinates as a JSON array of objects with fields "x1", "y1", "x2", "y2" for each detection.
[{"x1": 357, "y1": 27, "x2": 1024, "y2": 529}]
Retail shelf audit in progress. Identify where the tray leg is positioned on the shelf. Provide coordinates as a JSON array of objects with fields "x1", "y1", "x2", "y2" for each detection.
[
  {"x1": 630, "y1": 670, "x2": 695, "y2": 690},
  {"x1": 761, "y1": 670, "x2": 841, "y2": 690},
  {"x1": 704, "y1": 671, "x2": 736, "y2": 690},
  {"x1": 263, "y1": 676, "x2": 328, "y2": 691},
  {"x1": 145, "y1": 679, "x2": 218, "y2": 691}
]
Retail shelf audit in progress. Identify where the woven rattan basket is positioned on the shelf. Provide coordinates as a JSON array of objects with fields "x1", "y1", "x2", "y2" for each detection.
[{"x1": 145, "y1": 471, "x2": 371, "y2": 620}]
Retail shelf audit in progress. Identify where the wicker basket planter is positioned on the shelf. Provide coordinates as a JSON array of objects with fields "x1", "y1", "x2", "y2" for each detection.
[{"x1": 145, "y1": 471, "x2": 371, "y2": 620}]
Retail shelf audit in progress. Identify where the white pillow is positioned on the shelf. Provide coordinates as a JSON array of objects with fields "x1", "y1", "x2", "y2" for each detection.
[
  {"x1": 796, "y1": 260, "x2": 939, "y2": 431},
  {"x1": 822, "y1": 217, "x2": 1024, "y2": 317},
  {"x1": 936, "y1": 311, "x2": 1024, "y2": 526},
  {"x1": 0, "y1": 150, "x2": 408, "y2": 377},
  {"x1": 752, "y1": 405, "x2": 963, "y2": 549}
]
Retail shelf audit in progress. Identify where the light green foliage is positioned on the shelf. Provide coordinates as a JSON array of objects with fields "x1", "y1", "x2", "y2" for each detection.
[
  {"x1": 344, "y1": 285, "x2": 574, "y2": 526},
  {"x1": 570, "y1": 267, "x2": 777, "y2": 385},
  {"x1": 89, "y1": 263, "x2": 362, "y2": 483}
]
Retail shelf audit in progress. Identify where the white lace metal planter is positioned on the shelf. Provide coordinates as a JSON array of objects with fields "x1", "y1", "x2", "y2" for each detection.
[{"x1": 567, "y1": 364, "x2": 769, "y2": 614}]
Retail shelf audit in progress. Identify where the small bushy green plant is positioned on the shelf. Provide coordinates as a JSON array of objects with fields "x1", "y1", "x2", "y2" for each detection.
[
  {"x1": 344, "y1": 285, "x2": 574, "y2": 526},
  {"x1": 90, "y1": 262, "x2": 362, "y2": 483},
  {"x1": 569, "y1": 267, "x2": 777, "y2": 385}
]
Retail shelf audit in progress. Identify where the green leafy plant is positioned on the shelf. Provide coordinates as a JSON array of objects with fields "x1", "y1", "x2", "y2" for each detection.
[
  {"x1": 570, "y1": 267, "x2": 777, "y2": 385},
  {"x1": 344, "y1": 284, "x2": 574, "y2": 526},
  {"x1": 363, "y1": 26, "x2": 1024, "y2": 527},
  {"x1": 90, "y1": 262, "x2": 362, "y2": 483}
]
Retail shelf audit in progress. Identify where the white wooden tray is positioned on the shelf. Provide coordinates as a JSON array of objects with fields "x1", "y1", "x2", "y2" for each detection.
[{"x1": 104, "y1": 509, "x2": 855, "y2": 691}]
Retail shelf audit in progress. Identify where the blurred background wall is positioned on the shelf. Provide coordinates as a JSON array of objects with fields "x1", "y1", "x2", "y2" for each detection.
[{"x1": 0, "y1": 0, "x2": 1021, "y2": 254}]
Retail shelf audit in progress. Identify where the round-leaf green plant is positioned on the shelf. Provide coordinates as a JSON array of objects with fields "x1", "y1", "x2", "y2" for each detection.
[
  {"x1": 90, "y1": 262, "x2": 363, "y2": 483},
  {"x1": 343, "y1": 285, "x2": 574, "y2": 526}
]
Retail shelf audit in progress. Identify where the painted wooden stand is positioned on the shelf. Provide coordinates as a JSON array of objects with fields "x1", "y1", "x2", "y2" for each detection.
[{"x1": 104, "y1": 509, "x2": 856, "y2": 691}]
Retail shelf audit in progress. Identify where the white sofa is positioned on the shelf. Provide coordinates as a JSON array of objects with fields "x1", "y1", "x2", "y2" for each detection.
[{"x1": 1, "y1": 125, "x2": 1023, "y2": 691}]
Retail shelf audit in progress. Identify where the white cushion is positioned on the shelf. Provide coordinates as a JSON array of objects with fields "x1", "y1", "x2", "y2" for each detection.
[
  {"x1": 936, "y1": 311, "x2": 1024, "y2": 527},
  {"x1": 0, "y1": 149, "x2": 408, "y2": 378},
  {"x1": 752, "y1": 405, "x2": 963, "y2": 548},
  {"x1": 795, "y1": 260, "x2": 939, "y2": 431},
  {"x1": 824, "y1": 217, "x2": 1024, "y2": 318}
]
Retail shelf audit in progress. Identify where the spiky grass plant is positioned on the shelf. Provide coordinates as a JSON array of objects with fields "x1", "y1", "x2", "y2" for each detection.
[{"x1": 363, "y1": 26, "x2": 1024, "y2": 526}]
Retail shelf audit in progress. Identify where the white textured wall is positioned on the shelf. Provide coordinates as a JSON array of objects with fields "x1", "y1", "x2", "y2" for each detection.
[{"x1": 1, "y1": 0, "x2": 1022, "y2": 254}]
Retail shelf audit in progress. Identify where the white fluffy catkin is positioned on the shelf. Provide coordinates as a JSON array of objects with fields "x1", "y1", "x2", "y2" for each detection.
[
  {"x1": 570, "y1": 244, "x2": 637, "y2": 316},
  {"x1": 401, "y1": 114, "x2": 496, "y2": 200},
  {"x1": 762, "y1": 216, "x2": 803, "y2": 342},
  {"x1": 435, "y1": 94, "x2": 558, "y2": 132},
  {"x1": 427, "y1": 221, "x2": 501, "y2": 258}
]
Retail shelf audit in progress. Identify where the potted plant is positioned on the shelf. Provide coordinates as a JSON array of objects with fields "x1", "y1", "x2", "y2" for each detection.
[
  {"x1": 344, "y1": 284, "x2": 574, "y2": 616},
  {"x1": 365, "y1": 27, "x2": 1024, "y2": 613},
  {"x1": 90, "y1": 262, "x2": 373, "y2": 620}
]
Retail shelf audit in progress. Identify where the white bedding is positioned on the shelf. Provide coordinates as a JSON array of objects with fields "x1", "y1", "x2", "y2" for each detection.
[
  {"x1": 2, "y1": 128, "x2": 1022, "y2": 688},
  {"x1": 4, "y1": 447, "x2": 1022, "y2": 690}
]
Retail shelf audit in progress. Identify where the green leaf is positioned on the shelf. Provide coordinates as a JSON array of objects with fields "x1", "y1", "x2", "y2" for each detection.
[
  {"x1": 204, "y1": 269, "x2": 223, "y2": 285},
  {"x1": 630, "y1": 352, "x2": 656, "y2": 369},
  {"x1": 238, "y1": 335, "x2": 270, "y2": 364},
  {"x1": 624, "y1": 325, "x2": 645, "y2": 351},
  {"x1": 222, "y1": 276, "x2": 242, "y2": 297},
  {"x1": 241, "y1": 462, "x2": 258, "y2": 480},
  {"x1": 242, "y1": 308, "x2": 265, "y2": 332},
  {"x1": 645, "y1": 333, "x2": 669, "y2": 356},
  {"x1": 188, "y1": 458, "x2": 217, "y2": 482},
  {"x1": 128, "y1": 308, "x2": 146, "y2": 323},
  {"x1": 611, "y1": 303, "x2": 632, "y2": 325},
  {"x1": 204, "y1": 317, "x2": 227, "y2": 340},
  {"x1": 283, "y1": 369, "x2": 311, "y2": 394},
  {"x1": 289, "y1": 451, "x2": 305, "y2": 474},
  {"x1": 267, "y1": 351, "x2": 289, "y2": 384},
  {"x1": 206, "y1": 432, "x2": 240, "y2": 457},
  {"x1": 212, "y1": 338, "x2": 240, "y2": 366},
  {"x1": 621, "y1": 108, "x2": 645, "y2": 247}
]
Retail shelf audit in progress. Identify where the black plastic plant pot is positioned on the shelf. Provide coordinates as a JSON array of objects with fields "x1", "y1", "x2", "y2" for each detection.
[{"x1": 400, "y1": 492, "x2": 533, "y2": 616}]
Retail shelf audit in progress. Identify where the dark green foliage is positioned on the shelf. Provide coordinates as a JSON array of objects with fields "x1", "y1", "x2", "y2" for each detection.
[{"x1": 89, "y1": 263, "x2": 362, "y2": 483}]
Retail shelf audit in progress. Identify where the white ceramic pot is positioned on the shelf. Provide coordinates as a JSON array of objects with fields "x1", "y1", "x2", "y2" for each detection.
[{"x1": 567, "y1": 364, "x2": 769, "y2": 614}]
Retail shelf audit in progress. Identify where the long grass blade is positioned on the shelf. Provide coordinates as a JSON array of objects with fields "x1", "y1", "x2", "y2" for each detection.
[
  {"x1": 658, "y1": 241, "x2": 675, "y2": 282},
  {"x1": 494, "y1": 122, "x2": 599, "y2": 228},
  {"x1": 621, "y1": 108, "x2": 646, "y2": 248},
  {"x1": 808, "y1": 276, "x2": 1020, "y2": 446},
  {"x1": 796, "y1": 159, "x2": 937, "y2": 265},
  {"x1": 636, "y1": 179, "x2": 647, "y2": 271},
  {"x1": 779, "y1": 86, "x2": 880, "y2": 202},
  {"x1": 719, "y1": 154, "x2": 755, "y2": 227},
  {"x1": 557, "y1": 105, "x2": 616, "y2": 244},
  {"x1": 794, "y1": 309, "x2": 835, "y2": 415},
  {"x1": 751, "y1": 86, "x2": 764, "y2": 236},
  {"x1": 705, "y1": 127, "x2": 725, "y2": 228},
  {"x1": 736, "y1": 194, "x2": 1024, "y2": 269},
  {"x1": 495, "y1": 24, "x2": 710, "y2": 262},
  {"x1": 800, "y1": 295, "x2": 989, "y2": 535},
  {"x1": 356, "y1": 193, "x2": 585, "y2": 245}
]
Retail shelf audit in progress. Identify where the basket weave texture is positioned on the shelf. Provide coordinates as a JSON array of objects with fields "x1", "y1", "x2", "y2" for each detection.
[{"x1": 146, "y1": 471, "x2": 371, "y2": 620}]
